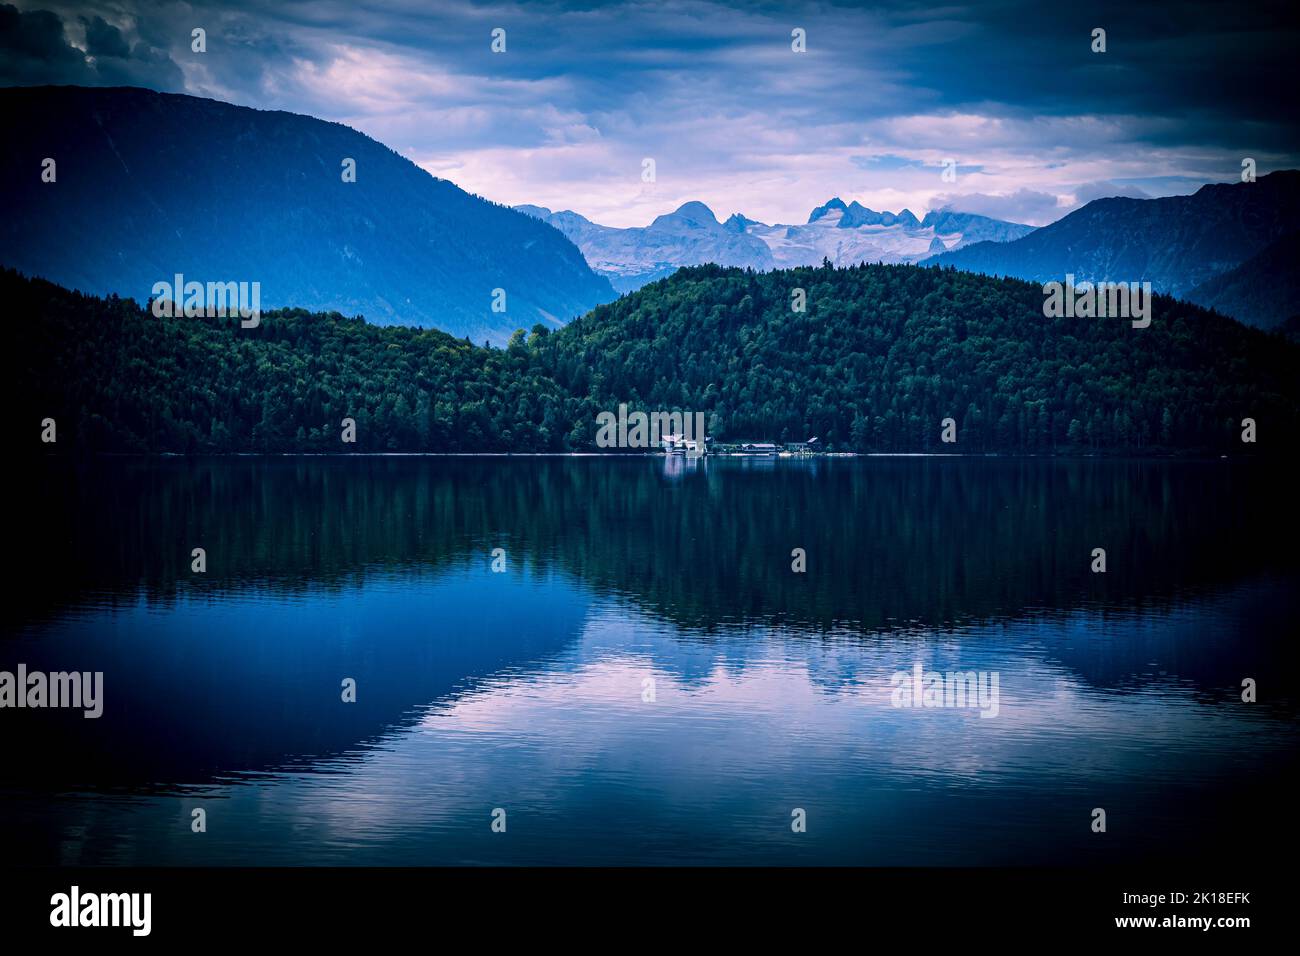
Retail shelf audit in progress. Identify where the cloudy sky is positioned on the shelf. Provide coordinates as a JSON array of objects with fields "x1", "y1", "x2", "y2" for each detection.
[{"x1": 3, "y1": 0, "x2": 1297, "y2": 227}]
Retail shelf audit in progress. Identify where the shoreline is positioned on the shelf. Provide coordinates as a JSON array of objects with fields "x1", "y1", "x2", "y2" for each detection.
[{"x1": 26, "y1": 451, "x2": 1256, "y2": 461}]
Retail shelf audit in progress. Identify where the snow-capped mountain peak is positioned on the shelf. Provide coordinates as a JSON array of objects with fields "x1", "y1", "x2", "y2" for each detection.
[
  {"x1": 515, "y1": 196, "x2": 1035, "y2": 292},
  {"x1": 650, "y1": 201, "x2": 721, "y2": 232}
]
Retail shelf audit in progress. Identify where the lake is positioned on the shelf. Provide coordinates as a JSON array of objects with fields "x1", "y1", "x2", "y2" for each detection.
[{"x1": 3, "y1": 455, "x2": 1296, "y2": 865}]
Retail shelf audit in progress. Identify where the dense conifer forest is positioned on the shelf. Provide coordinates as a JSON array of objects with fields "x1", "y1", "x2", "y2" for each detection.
[{"x1": 11, "y1": 262, "x2": 1298, "y2": 454}]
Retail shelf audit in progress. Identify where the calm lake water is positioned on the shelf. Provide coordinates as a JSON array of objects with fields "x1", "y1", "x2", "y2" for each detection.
[{"x1": 3, "y1": 456, "x2": 1296, "y2": 865}]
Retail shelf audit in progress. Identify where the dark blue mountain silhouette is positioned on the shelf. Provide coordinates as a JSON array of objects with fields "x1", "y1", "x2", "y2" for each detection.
[
  {"x1": 0, "y1": 85, "x2": 616, "y2": 344},
  {"x1": 924, "y1": 171, "x2": 1300, "y2": 323}
]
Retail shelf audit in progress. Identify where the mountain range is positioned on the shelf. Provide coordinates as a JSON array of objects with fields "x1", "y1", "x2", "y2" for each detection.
[
  {"x1": 517, "y1": 199, "x2": 1034, "y2": 292},
  {"x1": 3, "y1": 85, "x2": 1295, "y2": 339},
  {"x1": 924, "y1": 171, "x2": 1300, "y2": 328},
  {"x1": 0, "y1": 86, "x2": 615, "y2": 345},
  {"x1": 1184, "y1": 230, "x2": 1300, "y2": 330}
]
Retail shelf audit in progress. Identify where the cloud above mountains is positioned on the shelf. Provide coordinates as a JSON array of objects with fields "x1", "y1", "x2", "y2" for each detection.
[
  {"x1": 0, "y1": 3, "x2": 182, "y2": 88},
  {"x1": 3, "y1": 0, "x2": 1296, "y2": 226}
]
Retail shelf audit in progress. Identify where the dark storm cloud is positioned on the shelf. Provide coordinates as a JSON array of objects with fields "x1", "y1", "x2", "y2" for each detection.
[
  {"x1": 876, "y1": 0, "x2": 1298, "y2": 153},
  {"x1": 83, "y1": 13, "x2": 129, "y2": 58},
  {"x1": 0, "y1": 3, "x2": 89, "y2": 83},
  {"x1": 0, "y1": 2, "x2": 183, "y2": 88}
]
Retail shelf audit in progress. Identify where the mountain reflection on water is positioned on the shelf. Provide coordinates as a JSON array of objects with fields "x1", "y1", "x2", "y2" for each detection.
[{"x1": 3, "y1": 456, "x2": 1295, "y2": 865}]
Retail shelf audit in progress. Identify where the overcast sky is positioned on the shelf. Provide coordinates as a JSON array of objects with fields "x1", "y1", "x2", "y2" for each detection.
[{"x1": 4, "y1": 0, "x2": 1297, "y2": 226}]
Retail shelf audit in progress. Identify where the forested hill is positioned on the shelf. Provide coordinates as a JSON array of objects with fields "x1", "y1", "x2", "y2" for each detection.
[
  {"x1": 10, "y1": 262, "x2": 1298, "y2": 455},
  {"x1": 550, "y1": 263, "x2": 1298, "y2": 452}
]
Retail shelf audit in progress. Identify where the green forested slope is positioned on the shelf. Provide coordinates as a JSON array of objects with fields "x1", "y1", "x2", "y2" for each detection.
[{"x1": 10, "y1": 262, "x2": 1298, "y2": 454}]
